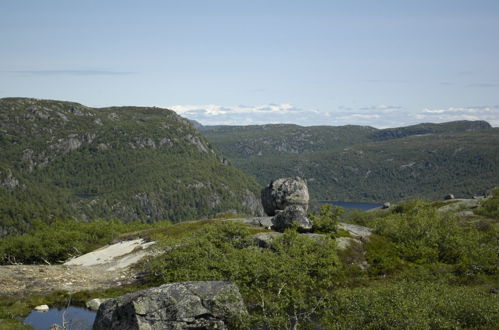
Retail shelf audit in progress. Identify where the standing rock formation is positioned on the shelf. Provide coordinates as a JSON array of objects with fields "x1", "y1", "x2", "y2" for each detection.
[
  {"x1": 92, "y1": 281, "x2": 247, "y2": 330},
  {"x1": 261, "y1": 177, "x2": 309, "y2": 216},
  {"x1": 261, "y1": 177, "x2": 312, "y2": 232}
]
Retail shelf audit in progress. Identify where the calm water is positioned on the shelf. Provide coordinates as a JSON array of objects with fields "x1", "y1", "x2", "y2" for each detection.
[
  {"x1": 24, "y1": 306, "x2": 96, "y2": 330},
  {"x1": 320, "y1": 201, "x2": 383, "y2": 210}
]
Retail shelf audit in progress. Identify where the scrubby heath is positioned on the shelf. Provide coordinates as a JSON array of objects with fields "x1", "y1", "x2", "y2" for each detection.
[
  {"x1": 0, "y1": 97, "x2": 262, "y2": 236},
  {"x1": 201, "y1": 121, "x2": 499, "y2": 203},
  {"x1": 3, "y1": 198, "x2": 496, "y2": 329}
]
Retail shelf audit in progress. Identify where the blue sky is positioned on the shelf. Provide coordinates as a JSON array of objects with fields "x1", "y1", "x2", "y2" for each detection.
[{"x1": 1, "y1": 0, "x2": 498, "y2": 127}]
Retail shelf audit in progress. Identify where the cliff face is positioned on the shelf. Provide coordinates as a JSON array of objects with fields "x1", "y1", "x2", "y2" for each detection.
[{"x1": 0, "y1": 98, "x2": 262, "y2": 235}]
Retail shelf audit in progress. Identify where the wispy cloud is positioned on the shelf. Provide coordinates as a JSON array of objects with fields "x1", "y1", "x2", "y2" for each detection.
[
  {"x1": 3, "y1": 70, "x2": 134, "y2": 76},
  {"x1": 466, "y1": 82, "x2": 499, "y2": 88},
  {"x1": 417, "y1": 106, "x2": 499, "y2": 126},
  {"x1": 169, "y1": 103, "x2": 407, "y2": 127},
  {"x1": 169, "y1": 103, "x2": 499, "y2": 128},
  {"x1": 170, "y1": 104, "x2": 324, "y2": 125}
]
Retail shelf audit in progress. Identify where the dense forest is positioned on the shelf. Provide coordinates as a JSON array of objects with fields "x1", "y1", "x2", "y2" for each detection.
[
  {"x1": 201, "y1": 121, "x2": 499, "y2": 202},
  {"x1": 0, "y1": 98, "x2": 262, "y2": 236}
]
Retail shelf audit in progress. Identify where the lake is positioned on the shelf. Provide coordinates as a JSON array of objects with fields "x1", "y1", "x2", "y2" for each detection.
[
  {"x1": 24, "y1": 306, "x2": 96, "y2": 330},
  {"x1": 320, "y1": 201, "x2": 383, "y2": 211}
]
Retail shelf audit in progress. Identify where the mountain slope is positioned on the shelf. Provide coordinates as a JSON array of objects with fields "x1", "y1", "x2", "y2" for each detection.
[
  {"x1": 0, "y1": 98, "x2": 262, "y2": 236},
  {"x1": 201, "y1": 121, "x2": 499, "y2": 202}
]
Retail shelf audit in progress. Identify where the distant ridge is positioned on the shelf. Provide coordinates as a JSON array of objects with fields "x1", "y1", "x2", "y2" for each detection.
[{"x1": 201, "y1": 120, "x2": 499, "y2": 202}]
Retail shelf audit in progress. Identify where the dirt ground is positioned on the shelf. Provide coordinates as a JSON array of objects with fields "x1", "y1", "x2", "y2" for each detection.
[{"x1": 0, "y1": 264, "x2": 141, "y2": 295}]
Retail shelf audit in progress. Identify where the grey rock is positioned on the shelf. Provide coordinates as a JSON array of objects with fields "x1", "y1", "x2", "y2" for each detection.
[
  {"x1": 48, "y1": 324, "x2": 65, "y2": 330},
  {"x1": 457, "y1": 210, "x2": 474, "y2": 217},
  {"x1": 227, "y1": 217, "x2": 273, "y2": 228},
  {"x1": 252, "y1": 232, "x2": 326, "y2": 249},
  {"x1": 338, "y1": 223, "x2": 373, "y2": 241},
  {"x1": 242, "y1": 189, "x2": 265, "y2": 217},
  {"x1": 257, "y1": 217, "x2": 273, "y2": 228},
  {"x1": 252, "y1": 232, "x2": 283, "y2": 248},
  {"x1": 92, "y1": 281, "x2": 247, "y2": 330},
  {"x1": 438, "y1": 198, "x2": 481, "y2": 213},
  {"x1": 261, "y1": 177, "x2": 309, "y2": 216},
  {"x1": 86, "y1": 298, "x2": 109, "y2": 312},
  {"x1": 0, "y1": 169, "x2": 19, "y2": 190},
  {"x1": 336, "y1": 237, "x2": 360, "y2": 250},
  {"x1": 184, "y1": 134, "x2": 211, "y2": 153},
  {"x1": 382, "y1": 202, "x2": 391, "y2": 209},
  {"x1": 444, "y1": 194, "x2": 455, "y2": 200},
  {"x1": 34, "y1": 304, "x2": 49, "y2": 312},
  {"x1": 272, "y1": 205, "x2": 312, "y2": 232},
  {"x1": 51, "y1": 137, "x2": 82, "y2": 153}
]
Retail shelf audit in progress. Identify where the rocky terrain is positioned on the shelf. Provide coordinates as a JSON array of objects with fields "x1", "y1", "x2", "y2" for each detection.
[{"x1": 0, "y1": 238, "x2": 156, "y2": 295}]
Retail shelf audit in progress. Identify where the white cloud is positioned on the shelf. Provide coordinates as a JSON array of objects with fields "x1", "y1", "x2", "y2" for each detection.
[
  {"x1": 418, "y1": 106, "x2": 499, "y2": 126},
  {"x1": 169, "y1": 104, "x2": 326, "y2": 126},
  {"x1": 167, "y1": 103, "x2": 499, "y2": 128}
]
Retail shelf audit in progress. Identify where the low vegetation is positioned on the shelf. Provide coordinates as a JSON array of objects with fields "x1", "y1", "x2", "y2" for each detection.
[
  {"x1": 0, "y1": 199, "x2": 497, "y2": 329},
  {"x1": 476, "y1": 187, "x2": 499, "y2": 219}
]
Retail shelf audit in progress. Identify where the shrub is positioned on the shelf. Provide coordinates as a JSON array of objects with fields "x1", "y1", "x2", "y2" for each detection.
[
  {"x1": 323, "y1": 281, "x2": 499, "y2": 329},
  {"x1": 0, "y1": 219, "x2": 153, "y2": 264},
  {"x1": 366, "y1": 201, "x2": 498, "y2": 279},
  {"x1": 310, "y1": 204, "x2": 344, "y2": 234},
  {"x1": 146, "y1": 221, "x2": 343, "y2": 329},
  {"x1": 476, "y1": 195, "x2": 499, "y2": 219}
]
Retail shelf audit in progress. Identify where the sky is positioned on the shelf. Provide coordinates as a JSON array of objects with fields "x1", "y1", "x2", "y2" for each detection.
[{"x1": 1, "y1": 0, "x2": 498, "y2": 127}]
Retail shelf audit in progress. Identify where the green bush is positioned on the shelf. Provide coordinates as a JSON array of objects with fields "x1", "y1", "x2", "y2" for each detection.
[
  {"x1": 146, "y1": 221, "x2": 343, "y2": 329},
  {"x1": 365, "y1": 201, "x2": 498, "y2": 279},
  {"x1": 0, "y1": 219, "x2": 153, "y2": 264},
  {"x1": 476, "y1": 196, "x2": 499, "y2": 219},
  {"x1": 323, "y1": 281, "x2": 499, "y2": 329},
  {"x1": 310, "y1": 204, "x2": 344, "y2": 234}
]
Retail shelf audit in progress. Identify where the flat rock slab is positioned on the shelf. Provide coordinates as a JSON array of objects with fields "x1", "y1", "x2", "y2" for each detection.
[
  {"x1": 64, "y1": 239, "x2": 155, "y2": 269},
  {"x1": 0, "y1": 239, "x2": 157, "y2": 295},
  {"x1": 437, "y1": 198, "x2": 483, "y2": 213},
  {"x1": 225, "y1": 217, "x2": 273, "y2": 228},
  {"x1": 338, "y1": 223, "x2": 373, "y2": 241}
]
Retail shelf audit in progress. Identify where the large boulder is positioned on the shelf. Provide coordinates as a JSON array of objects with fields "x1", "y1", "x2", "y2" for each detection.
[
  {"x1": 272, "y1": 205, "x2": 312, "y2": 232},
  {"x1": 92, "y1": 281, "x2": 247, "y2": 330},
  {"x1": 261, "y1": 177, "x2": 309, "y2": 216}
]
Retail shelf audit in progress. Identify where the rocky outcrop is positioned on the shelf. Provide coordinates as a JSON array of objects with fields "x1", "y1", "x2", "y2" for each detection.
[
  {"x1": 261, "y1": 177, "x2": 311, "y2": 232},
  {"x1": 0, "y1": 169, "x2": 19, "y2": 190},
  {"x1": 34, "y1": 305, "x2": 49, "y2": 312},
  {"x1": 92, "y1": 281, "x2": 247, "y2": 330},
  {"x1": 86, "y1": 298, "x2": 109, "y2": 312},
  {"x1": 272, "y1": 204, "x2": 312, "y2": 232},
  {"x1": 261, "y1": 177, "x2": 309, "y2": 216}
]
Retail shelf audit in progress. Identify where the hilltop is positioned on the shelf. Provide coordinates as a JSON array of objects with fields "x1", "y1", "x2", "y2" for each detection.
[
  {"x1": 0, "y1": 98, "x2": 262, "y2": 236},
  {"x1": 201, "y1": 121, "x2": 499, "y2": 202}
]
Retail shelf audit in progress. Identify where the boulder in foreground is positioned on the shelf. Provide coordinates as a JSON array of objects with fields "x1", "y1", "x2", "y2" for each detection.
[{"x1": 92, "y1": 281, "x2": 247, "y2": 330}]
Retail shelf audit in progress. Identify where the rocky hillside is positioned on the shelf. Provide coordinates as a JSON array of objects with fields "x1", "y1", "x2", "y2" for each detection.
[
  {"x1": 201, "y1": 121, "x2": 499, "y2": 202},
  {"x1": 0, "y1": 98, "x2": 262, "y2": 236}
]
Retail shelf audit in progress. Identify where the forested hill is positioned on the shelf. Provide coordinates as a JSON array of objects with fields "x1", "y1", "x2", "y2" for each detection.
[
  {"x1": 0, "y1": 98, "x2": 262, "y2": 236},
  {"x1": 201, "y1": 121, "x2": 499, "y2": 202}
]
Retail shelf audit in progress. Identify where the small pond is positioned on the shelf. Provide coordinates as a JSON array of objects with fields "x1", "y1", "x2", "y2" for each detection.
[
  {"x1": 320, "y1": 201, "x2": 383, "y2": 211},
  {"x1": 24, "y1": 306, "x2": 96, "y2": 330}
]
